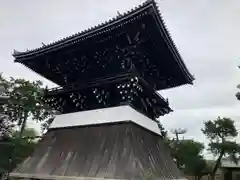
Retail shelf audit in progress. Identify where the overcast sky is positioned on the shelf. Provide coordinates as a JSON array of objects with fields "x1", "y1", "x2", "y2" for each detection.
[{"x1": 1, "y1": 0, "x2": 240, "y2": 155}]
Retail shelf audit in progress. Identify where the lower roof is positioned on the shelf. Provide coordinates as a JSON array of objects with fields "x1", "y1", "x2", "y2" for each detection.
[
  {"x1": 11, "y1": 122, "x2": 184, "y2": 180},
  {"x1": 10, "y1": 173, "x2": 187, "y2": 180},
  {"x1": 50, "y1": 105, "x2": 161, "y2": 135},
  {"x1": 44, "y1": 76, "x2": 171, "y2": 119}
]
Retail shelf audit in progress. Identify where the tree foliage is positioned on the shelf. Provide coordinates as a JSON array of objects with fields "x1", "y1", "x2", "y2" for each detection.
[
  {"x1": 202, "y1": 117, "x2": 240, "y2": 180},
  {"x1": 0, "y1": 75, "x2": 12, "y2": 139},
  {"x1": 0, "y1": 74, "x2": 54, "y2": 178},
  {"x1": 157, "y1": 121, "x2": 168, "y2": 138},
  {"x1": 1, "y1": 76, "x2": 54, "y2": 137},
  {"x1": 0, "y1": 74, "x2": 55, "y2": 178},
  {"x1": 170, "y1": 139, "x2": 208, "y2": 179},
  {"x1": 0, "y1": 128, "x2": 37, "y2": 177},
  {"x1": 0, "y1": 115, "x2": 13, "y2": 139}
]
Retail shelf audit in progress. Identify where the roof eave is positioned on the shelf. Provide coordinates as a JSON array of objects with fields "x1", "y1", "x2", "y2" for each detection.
[
  {"x1": 150, "y1": 1, "x2": 194, "y2": 84},
  {"x1": 12, "y1": 1, "x2": 155, "y2": 60}
]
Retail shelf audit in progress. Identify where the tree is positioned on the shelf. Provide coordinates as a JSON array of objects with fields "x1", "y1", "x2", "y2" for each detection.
[
  {"x1": 236, "y1": 65, "x2": 240, "y2": 100},
  {"x1": 0, "y1": 115, "x2": 13, "y2": 139},
  {"x1": 167, "y1": 128, "x2": 208, "y2": 179},
  {"x1": 2, "y1": 76, "x2": 54, "y2": 137},
  {"x1": 168, "y1": 128, "x2": 209, "y2": 179},
  {"x1": 202, "y1": 117, "x2": 240, "y2": 180},
  {"x1": 157, "y1": 121, "x2": 168, "y2": 138},
  {"x1": 0, "y1": 74, "x2": 52, "y2": 178},
  {"x1": 0, "y1": 128, "x2": 38, "y2": 177},
  {"x1": 169, "y1": 139, "x2": 208, "y2": 179},
  {"x1": 179, "y1": 140, "x2": 208, "y2": 179},
  {"x1": 0, "y1": 76, "x2": 12, "y2": 139},
  {"x1": 168, "y1": 128, "x2": 187, "y2": 168}
]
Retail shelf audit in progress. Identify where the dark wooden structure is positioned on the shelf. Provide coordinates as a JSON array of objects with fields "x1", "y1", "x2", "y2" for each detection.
[{"x1": 10, "y1": 0, "x2": 194, "y2": 179}]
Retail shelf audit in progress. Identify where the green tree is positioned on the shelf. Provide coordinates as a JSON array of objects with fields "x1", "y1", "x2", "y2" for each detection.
[
  {"x1": 170, "y1": 139, "x2": 208, "y2": 179},
  {"x1": 0, "y1": 74, "x2": 52, "y2": 178},
  {"x1": 2, "y1": 76, "x2": 54, "y2": 137},
  {"x1": 202, "y1": 117, "x2": 240, "y2": 180},
  {"x1": 0, "y1": 115, "x2": 13, "y2": 138},
  {"x1": 0, "y1": 76, "x2": 12, "y2": 139},
  {"x1": 0, "y1": 128, "x2": 38, "y2": 177},
  {"x1": 168, "y1": 128, "x2": 208, "y2": 179},
  {"x1": 157, "y1": 121, "x2": 168, "y2": 138},
  {"x1": 169, "y1": 128, "x2": 187, "y2": 168}
]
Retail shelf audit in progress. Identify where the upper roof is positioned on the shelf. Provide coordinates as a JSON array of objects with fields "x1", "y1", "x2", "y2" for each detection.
[
  {"x1": 12, "y1": 0, "x2": 170, "y2": 58},
  {"x1": 13, "y1": 0, "x2": 194, "y2": 90}
]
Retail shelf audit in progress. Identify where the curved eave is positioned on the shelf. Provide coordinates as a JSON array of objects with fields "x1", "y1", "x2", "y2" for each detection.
[
  {"x1": 151, "y1": 1, "x2": 194, "y2": 83},
  {"x1": 154, "y1": 92, "x2": 173, "y2": 117},
  {"x1": 12, "y1": 0, "x2": 154, "y2": 60},
  {"x1": 12, "y1": 1, "x2": 192, "y2": 81}
]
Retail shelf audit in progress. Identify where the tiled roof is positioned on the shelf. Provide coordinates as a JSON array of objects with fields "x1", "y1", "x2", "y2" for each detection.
[
  {"x1": 12, "y1": 0, "x2": 194, "y2": 88},
  {"x1": 13, "y1": 0, "x2": 154, "y2": 57},
  {"x1": 12, "y1": 0, "x2": 183, "y2": 69}
]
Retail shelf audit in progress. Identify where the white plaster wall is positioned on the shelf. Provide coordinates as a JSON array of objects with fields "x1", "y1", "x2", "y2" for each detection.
[{"x1": 50, "y1": 105, "x2": 161, "y2": 135}]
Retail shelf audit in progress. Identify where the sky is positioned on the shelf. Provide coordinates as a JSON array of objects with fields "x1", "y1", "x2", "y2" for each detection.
[{"x1": 0, "y1": 0, "x2": 240, "y2": 156}]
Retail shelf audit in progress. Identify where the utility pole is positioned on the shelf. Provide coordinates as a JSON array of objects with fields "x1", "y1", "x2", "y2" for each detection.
[
  {"x1": 171, "y1": 128, "x2": 187, "y2": 141},
  {"x1": 170, "y1": 128, "x2": 187, "y2": 169}
]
